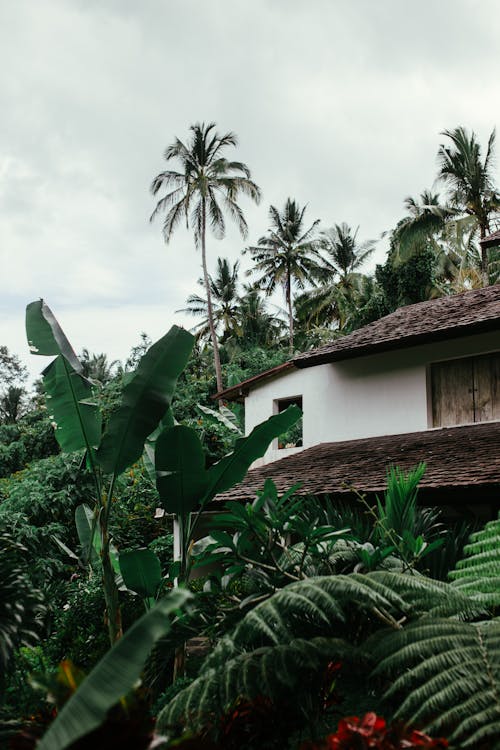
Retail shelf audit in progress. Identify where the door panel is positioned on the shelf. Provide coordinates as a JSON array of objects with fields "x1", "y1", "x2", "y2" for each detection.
[
  {"x1": 431, "y1": 358, "x2": 475, "y2": 427},
  {"x1": 474, "y1": 352, "x2": 500, "y2": 423}
]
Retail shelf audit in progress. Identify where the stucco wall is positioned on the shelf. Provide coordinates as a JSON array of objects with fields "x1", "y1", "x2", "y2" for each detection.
[{"x1": 245, "y1": 331, "x2": 500, "y2": 466}]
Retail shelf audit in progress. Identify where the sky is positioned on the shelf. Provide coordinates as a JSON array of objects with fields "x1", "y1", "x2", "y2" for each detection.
[{"x1": 1, "y1": 0, "x2": 499, "y2": 380}]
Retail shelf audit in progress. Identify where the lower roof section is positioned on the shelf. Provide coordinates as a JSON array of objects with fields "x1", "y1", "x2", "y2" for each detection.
[{"x1": 215, "y1": 422, "x2": 500, "y2": 504}]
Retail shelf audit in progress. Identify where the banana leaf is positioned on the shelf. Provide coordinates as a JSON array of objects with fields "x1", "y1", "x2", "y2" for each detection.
[
  {"x1": 119, "y1": 548, "x2": 162, "y2": 604},
  {"x1": 155, "y1": 425, "x2": 209, "y2": 516},
  {"x1": 36, "y1": 588, "x2": 191, "y2": 750},
  {"x1": 156, "y1": 406, "x2": 301, "y2": 519},
  {"x1": 26, "y1": 299, "x2": 82, "y2": 372},
  {"x1": 202, "y1": 405, "x2": 301, "y2": 502},
  {"x1": 43, "y1": 355, "x2": 101, "y2": 452},
  {"x1": 75, "y1": 504, "x2": 101, "y2": 567},
  {"x1": 95, "y1": 326, "x2": 194, "y2": 476},
  {"x1": 143, "y1": 407, "x2": 175, "y2": 485},
  {"x1": 198, "y1": 403, "x2": 243, "y2": 434}
]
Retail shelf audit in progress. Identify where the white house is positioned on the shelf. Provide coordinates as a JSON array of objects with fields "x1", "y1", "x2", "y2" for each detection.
[{"x1": 215, "y1": 285, "x2": 500, "y2": 515}]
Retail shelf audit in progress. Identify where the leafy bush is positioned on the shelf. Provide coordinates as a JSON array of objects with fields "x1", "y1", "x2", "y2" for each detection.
[
  {"x1": 0, "y1": 454, "x2": 93, "y2": 585},
  {"x1": 0, "y1": 410, "x2": 58, "y2": 479},
  {"x1": 0, "y1": 533, "x2": 45, "y2": 685}
]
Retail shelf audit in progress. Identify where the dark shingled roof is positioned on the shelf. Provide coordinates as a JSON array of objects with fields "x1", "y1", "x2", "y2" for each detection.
[
  {"x1": 215, "y1": 361, "x2": 294, "y2": 401},
  {"x1": 215, "y1": 286, "x2": 500, "y2": 400},
  {"x1": 480, "y1": 229, "x2": 500, "y2": 249},
  {"x1": 293, "y1": 285, "x2": 500, "y2": 368},
  {"x1": 215, "y1": 422, "x2": 500, "y2": 503}
]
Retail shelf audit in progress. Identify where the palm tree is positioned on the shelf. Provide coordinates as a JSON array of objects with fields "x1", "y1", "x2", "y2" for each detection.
[
  {"x1": 296, "y1": 223, "x2": 375, "y2": 330},
  {"x1": 150, "y1": 122, "x2": 261, "y2": 393},
  {"x1": 437, "y1": 126, "x2": 500, "y2": 282},
  {"x1": 235, "y1": 287, "x2": 285, "y2": 349},
  {"x1": 0, "y1": 385, "x2": 26, "y2": 423},
  {"x1": 391, "y1": 191, "x2": 451, "y2": 262},
  {"x1": 320, "y1": 222, "x2": 376, "y2": 282},
  {"x1": 389, "y1": 190, "x2": 495, "y2": 295},
  {"x1": 244, "y1": 199, "x2": 322, "y2": 353},
  {"x1": 177, "y1": 257, "x2": 241, "y2": 343},
  {"x1": 80, "y1": 350, "x2": 118, "y2": 384}
]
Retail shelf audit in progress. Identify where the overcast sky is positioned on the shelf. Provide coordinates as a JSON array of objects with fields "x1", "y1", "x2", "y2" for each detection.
[{"x1": 1, "y1": 0, "x2": 499, "y2": 379}]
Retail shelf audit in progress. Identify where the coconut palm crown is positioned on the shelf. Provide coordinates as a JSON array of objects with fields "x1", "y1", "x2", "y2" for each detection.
[
  {"x1": 177, "y1": 257, "x2": 241, "y2": 343},
  {"x1": 437, "y1": 126, "x2": 500, "y2": 281},
  {"x1": 244, "y1": 198, "x2": 322, "y2": 353},
  {"x1": 150, "y1": 122, "x2": 261, "y2": 393}
]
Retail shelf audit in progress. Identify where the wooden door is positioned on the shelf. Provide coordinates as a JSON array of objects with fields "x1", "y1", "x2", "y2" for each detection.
[
  {"x1": 431, "y1": 357, "x2": 475, "y2": 427},
  {"x1": 474, "y1": 352, "x2": 500, "y2": 423}
]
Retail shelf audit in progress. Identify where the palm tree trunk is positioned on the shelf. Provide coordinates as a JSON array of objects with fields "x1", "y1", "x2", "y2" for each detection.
[
  {"x1": 286, "y1": 272, "x2": 294, "y2": 354},
  {"x1": 201, "y1": 198, "x2": 224, "y2": 396},
  {"x1": 479, "y1": 221, "x2": 489, "y2": 286}
]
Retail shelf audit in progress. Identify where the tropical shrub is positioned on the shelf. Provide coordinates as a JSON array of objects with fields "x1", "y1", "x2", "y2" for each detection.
[
  {"x1": 0, "y1": 454, "x2": 93, "y2": 586},
  {"x1": 0, "y1": 533, "x2": 45, "y2": 683},
  {"x1": 0, "y1": 410, "x2": 59, "y2": 479},
  {"x1": 156, "y1": 572, "x2": 473, "y2": 737}
]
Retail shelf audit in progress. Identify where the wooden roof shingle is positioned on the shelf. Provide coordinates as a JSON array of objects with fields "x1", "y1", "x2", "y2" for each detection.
[
  {"x1": 215, "y1": 422, "x2": 500, "y2": 503},
  {"x1": 215, "y1": 286, "x2": 500, "y2": 400},
  {"x1": 293, "y1": 285, "x2": 500, "y2": 368}
]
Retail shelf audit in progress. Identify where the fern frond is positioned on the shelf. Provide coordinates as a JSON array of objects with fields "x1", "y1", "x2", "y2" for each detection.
[
  {"x1": 368, "y1": 571, "x2": 482, "y2": 619},
  {"x1": 157, "y1": 636, "x2": 354, "y2": 731},
  {"x1": 199, "y1": 574, "x2": 393, "y2": 672},
  {"x1": 449, "y1": 515, "x2": 500, "y2": 607},
  {"x1": 373, "y1": 619, "x2": 500, "y2": 747}
]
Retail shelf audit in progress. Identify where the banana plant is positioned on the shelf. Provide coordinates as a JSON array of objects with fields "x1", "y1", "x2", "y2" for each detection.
[
  {"x1": 154, "y1": 406, "x2": 301, "y2": 679},
  {"x1": 26, "y1": 299, "x2": 194, "y2": 643},
  {"x1": 155, "y1": 406, "x2": 301, "y2": 583}
]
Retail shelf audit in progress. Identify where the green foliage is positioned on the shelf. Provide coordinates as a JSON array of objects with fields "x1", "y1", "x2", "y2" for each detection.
[
  {"x1": 449, "y1": 514, "x2": 500, "y2": 606},
  {"x1": 0, "y1": 410, "x2": 59, "y2": 479},
  {"x1": 26, "y1": 299, "x2": 195, "y2": 644},
  {"x1": 0, "y1": 454, "x2": 93, "y2": 584},
  {"x1": 156, "y1": 425, "x2": 208, "y2": 517},
  {"x1": 375, "y1": 245, "x2": 437, "y2": 311},
  {"x1": 423, "y1": 519, "x2": 477, "y2": 581},
  {"x1": 0, "y1": 645, "x2": 52, "y2": 718},
  {"x1": 45, "y1": 576, "x2": 109, "y2": 671},
  {"x1": 42, "y1": 355, "x2": 102, "y2": 452},
  {"x1": 373, "y1": 464, "x2": 444, "y2": 568},
  {"x1": 193, "y1": 480, "x2": 350, "y2": 604},
  {"x1": 95, "y1": 325, "x2": 194, "y2": 476},
  {"x1": 156, "y1": 407, "x2": 301, "y2": 522},
  {"x1": 157, "y1": 572, "x2": 471, "y2": 734},
  {"x1": 119, "y1": 548, "x2": 162, "y2": 606},
  {"x1": 0, "y1": 532, "x2": 45, "y2": 678},
  {"x1": 373, "y1": 619, "x2": 500, "y2": 748},
  {"x1": 37, "y1": 588, "x2": 191, "y2": 750}
]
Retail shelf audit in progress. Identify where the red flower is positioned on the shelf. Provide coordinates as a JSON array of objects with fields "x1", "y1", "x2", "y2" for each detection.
[
  {"x1": 301, "y1": 713, "x2": 448, "y2": 750},
  {"x1": 329, "y1": 712, "x2": 386, "y2": 748}
]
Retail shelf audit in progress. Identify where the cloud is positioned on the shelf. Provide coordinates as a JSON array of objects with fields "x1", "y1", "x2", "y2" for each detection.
[{"x1": 1, "y1": 0, "x2": 499, "y2": 365}]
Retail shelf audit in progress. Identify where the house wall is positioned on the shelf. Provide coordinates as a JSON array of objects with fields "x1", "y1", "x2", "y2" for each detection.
[{"x1": 245, "y1": 331, "x2": 500, "y2": 467}]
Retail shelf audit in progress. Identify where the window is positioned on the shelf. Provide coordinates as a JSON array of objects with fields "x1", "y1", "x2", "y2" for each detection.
[
  {"x1": 275, "y1": 396, "x2": 303, "y2": 448},
  {"x1": 430, "y1": 352, "x2": 500, "y2": 427}
]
